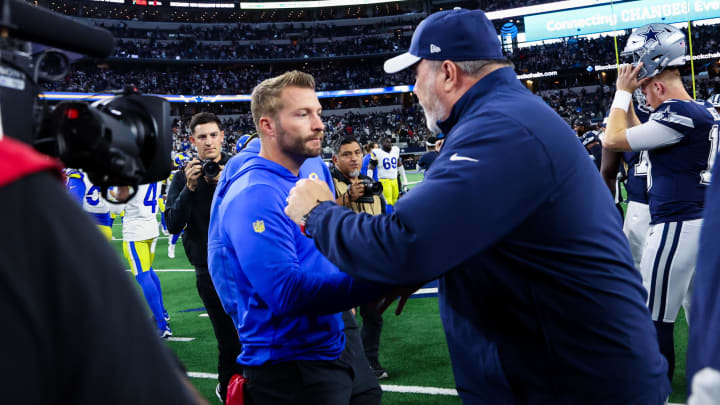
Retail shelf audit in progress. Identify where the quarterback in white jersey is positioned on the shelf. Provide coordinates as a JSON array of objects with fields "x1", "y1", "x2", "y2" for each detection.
[
  {"x1": 120, "y1": 183, "x2": 171, "y2": 338},
  {"x1": 369, "y1": 137, "x2": 408, "y2": 205}
]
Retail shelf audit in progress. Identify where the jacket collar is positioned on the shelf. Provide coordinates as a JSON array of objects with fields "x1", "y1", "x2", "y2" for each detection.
[{"x1": 437, "y1": 67, "x2": 517, "y2": 135}]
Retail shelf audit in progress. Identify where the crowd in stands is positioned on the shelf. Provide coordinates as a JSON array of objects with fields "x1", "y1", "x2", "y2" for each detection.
[
  {"x1": 40, "y1": 0, "x2": 720, "y2": 158},
  {"x1": 112, "y1": 35, "x2": 410, "y2": 60},
  {"x1": 41, "y1": 63, "x2": 415, "y2": 94},
  {"x1": 40, "y1": 20, "x2": 720, "y2": 94},
  {"x1": 480, "y1": 0, "x2": 558, "y2": 12},
  {"x1": 171, "y1": 106, "x2": 430, "y2": 156},
  {"x1": 541, "y1": 86, "x2": 613, "y2": 124},
  {"x1": 97, "y1": 18, "x2": 420, "y2": 42},
  {"x1": 45, "y1": 0, "x2": 421, "y2": 23}
]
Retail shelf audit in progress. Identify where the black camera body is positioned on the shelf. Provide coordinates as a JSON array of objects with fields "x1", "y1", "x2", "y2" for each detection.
[
  {"x1": 182, "y1": 158, "x2": 221, "y2": 178},
  {"x1": 0, "y1": 0, "x2": 172, "y2": 190},
  {"x1": 201, "y1": 159, "x2": 221, "y2": 178},
  {"x1": 357, "y1": 178, "x2": 383, "y2": 204}
]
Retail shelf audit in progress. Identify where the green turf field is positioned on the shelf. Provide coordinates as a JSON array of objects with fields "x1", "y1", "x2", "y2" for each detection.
[{"x1": 108, "y1": 170, "x2": 689, "y2": 404}]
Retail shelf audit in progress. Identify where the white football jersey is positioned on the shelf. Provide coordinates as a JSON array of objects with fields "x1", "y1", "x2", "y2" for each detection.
[
  {"x1": 122, "y1": 183, "x2": 160, "y2": 241},
  {"x1": 80, "y1": 172, "x2": 110, "y2": 215},
  {"x1": 371, "y1": 146, "x2": 400, "y2": 180}
]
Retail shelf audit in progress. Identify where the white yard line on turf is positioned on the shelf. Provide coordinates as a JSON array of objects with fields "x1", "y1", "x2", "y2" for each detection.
[
  {"x1": 166, "y1": 337, "x2": 195, "y2": 342},
  {"x1": 381, "y1": 385, "x2": 457, "y2": 396},
  {"x1": 187, "y1": 372, "x2": 459, "y2": 396}
]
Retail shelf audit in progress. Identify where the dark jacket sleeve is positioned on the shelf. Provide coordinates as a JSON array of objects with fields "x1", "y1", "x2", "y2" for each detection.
[{"x1": 164, "y1": 170, "x2": 194, "y2": 235}]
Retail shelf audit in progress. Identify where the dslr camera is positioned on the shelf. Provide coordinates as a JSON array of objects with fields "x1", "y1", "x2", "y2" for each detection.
[
  {"x1": 357, "y1": 178, "x2": 383, "y2": 204},
  {"x1": 1, "y1": 0, "x2": 172, "y2": 196},
  {"x1": 183, "y1": 158, "x2": 221, "y2": 178}
]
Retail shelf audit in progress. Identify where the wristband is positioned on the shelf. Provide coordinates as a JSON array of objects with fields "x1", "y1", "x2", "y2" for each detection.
[
  {"x1": 611, "y1": 90, "x2": 632, "y2": 113},
  {"x1": 300, "y1": 212, "x2": 312, "y2": 238}
]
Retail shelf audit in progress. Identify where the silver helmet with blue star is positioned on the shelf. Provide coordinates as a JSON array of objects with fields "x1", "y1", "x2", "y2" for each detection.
[{"x1": 621, "y1": 23, "x2": 687, "y2": 79}]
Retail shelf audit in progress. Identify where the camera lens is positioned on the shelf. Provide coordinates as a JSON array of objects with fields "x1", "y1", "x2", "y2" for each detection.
[{"x1": 202, "y1": 160, "x2": 220, "y2": 178}]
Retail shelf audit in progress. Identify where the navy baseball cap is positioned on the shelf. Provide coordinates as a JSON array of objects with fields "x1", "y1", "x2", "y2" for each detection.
[{"x1": 384, "y1": 8, "x2": 504, "y2": 74}]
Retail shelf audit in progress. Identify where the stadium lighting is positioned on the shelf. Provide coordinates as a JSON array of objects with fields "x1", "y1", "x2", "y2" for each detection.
[
  {"x1": 240, "y1": 0, "x2": 402, "y2": 10},
  {"x1": 170, "y1": 2, "x2": 234, "y2": 7},
  {"x1": 485, "y1": 0, "x2": 618, "y2": 20}
]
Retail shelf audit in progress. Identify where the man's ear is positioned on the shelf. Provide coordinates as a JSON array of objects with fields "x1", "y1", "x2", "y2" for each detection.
[
  {"x1": 442, "y1": 60, "x2": 458, "y2": 92},
  {"x1": 332, "y1": 155, "x2": 338, "y2": 165},
  {"x1": 258, "y1": 117, "x2": 274, "y2": 138}
]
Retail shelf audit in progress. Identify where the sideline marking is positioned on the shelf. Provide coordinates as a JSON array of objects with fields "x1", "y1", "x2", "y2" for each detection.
[
  {"x1": 187, "y1": 372, "x2": 458, "y2": 396},
  {"x1": 167, "y1": 337, "x2": 195, "y2": 342}
]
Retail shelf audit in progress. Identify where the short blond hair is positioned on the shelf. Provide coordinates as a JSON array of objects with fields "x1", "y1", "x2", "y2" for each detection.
[{"x1": 250, "y1": 70, "x2": 316, "y2": 133}]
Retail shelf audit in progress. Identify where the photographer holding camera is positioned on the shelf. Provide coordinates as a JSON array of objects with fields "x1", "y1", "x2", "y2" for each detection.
[
  {"x1": 334, "y1": 137, "x2": 386, "y2": 215},
  {"x1": 331, "y1": 136, "x2": 389, "y2": 379},
  {"x1": 165, "y1": 112, "x2": 239, "y2": 403}
]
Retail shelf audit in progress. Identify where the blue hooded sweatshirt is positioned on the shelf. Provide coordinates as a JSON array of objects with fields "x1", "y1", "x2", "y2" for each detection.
[{"x1": 208, "y1": 139, "x2": 380, "y2": 366}]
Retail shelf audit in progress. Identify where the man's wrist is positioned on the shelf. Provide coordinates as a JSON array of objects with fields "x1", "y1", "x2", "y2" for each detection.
[
  {"x1": 300, "y1": 201, "x2": 330, "y2": 237},
  {"x1": 611, "y1": 90, "x2": 632, "y2": 112}
]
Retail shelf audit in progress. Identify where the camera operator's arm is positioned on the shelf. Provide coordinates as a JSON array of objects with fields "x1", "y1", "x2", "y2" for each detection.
[{"x1": 165, "y1": 161, "x2": 199, "y2": 235}]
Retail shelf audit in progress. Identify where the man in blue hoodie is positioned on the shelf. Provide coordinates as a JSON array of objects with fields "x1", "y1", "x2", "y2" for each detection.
[
  {"x1": 285, "y1": 9, "x2": 670, "y2": 405},
  {"x1": 208, "y1": 71, "x2": 383, "y2": 404}
]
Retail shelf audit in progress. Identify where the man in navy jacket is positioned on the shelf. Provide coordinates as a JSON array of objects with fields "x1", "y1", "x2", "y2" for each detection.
[{"x1": 285, "y1": 9, "x2": 670, "y2": 404}]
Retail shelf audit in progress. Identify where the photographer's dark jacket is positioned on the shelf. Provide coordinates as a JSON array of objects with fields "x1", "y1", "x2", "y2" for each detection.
[
  {"x1": 166, "y1": 153, "x2": 229, "y2": 269},
  {"x1": 330, "y1": 167, "x2": 385, "y2": 215}
]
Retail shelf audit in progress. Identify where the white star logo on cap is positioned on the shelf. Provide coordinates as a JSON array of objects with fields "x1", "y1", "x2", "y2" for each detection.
[{"x1": 430, "y1": 44, "x2": 441, "y2": 54}]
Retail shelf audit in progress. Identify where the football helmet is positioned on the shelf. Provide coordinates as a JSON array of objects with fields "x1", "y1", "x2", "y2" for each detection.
[
  {"x1": 236, "y1": 133, "x2": 258, "y2": 153},
  {"x1": 621, "y1": 23, "x2": 686, "y2": 79},
  {"x1": 173, "y1": 152, "x2": 190, "y2": 168},
  {"x1": 580, "y1": 130, "x2": 601, "y2": 147}
]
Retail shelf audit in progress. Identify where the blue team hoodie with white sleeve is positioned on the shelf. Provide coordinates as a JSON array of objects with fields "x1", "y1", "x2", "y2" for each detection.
[{"x1": 208, "y1": 149, "x2": 381, "y2": 366}]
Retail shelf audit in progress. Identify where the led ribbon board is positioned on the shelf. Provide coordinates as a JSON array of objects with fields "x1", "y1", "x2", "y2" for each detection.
[{"x1": 524, "y1": 0, "x2": 720, "y2": 41}]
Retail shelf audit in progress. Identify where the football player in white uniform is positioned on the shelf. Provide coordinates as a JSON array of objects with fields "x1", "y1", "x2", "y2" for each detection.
[
  {"x1": 369, "y1": 137, "x2": 408, "y2": 206},
  {"x1": 119, "y1": 183, "x2": 171, "y2": 338}
]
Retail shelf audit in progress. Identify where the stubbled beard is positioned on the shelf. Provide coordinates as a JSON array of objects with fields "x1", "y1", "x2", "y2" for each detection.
[
  {"x1": 277, "y1": 122, "x2": 323, "y2": 158},
  {"x1": 418, "y1": 86, "x2": 446, "y2": 135}
]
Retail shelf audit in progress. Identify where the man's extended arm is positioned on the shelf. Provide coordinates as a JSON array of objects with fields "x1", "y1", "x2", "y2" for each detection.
[
  {"x1": 297, "y1": 118, "x2": 555, "y2": 286},
  {"x1": 224, "y1": 184, "x2": 383, "y2": 316}
]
